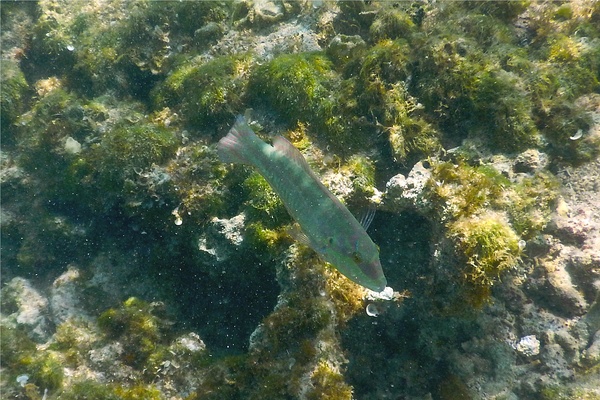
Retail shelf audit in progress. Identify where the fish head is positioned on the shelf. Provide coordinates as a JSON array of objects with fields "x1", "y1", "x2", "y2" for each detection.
[{"x1": 323, "y1": 235, "x2": 387, "y2": 293}]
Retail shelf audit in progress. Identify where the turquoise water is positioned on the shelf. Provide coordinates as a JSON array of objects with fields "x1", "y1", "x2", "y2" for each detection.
[{"x1": 2, "y1": 1, "x2": 599, "y2": 399}]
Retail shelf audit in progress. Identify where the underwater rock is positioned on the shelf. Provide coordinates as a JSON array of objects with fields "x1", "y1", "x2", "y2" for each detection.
[
  {"x1": 49, "y1": 267, "x2": 89, "y2": 326},
  {"x1": 538, "y1": 256, "x2": 588, "y2": 317},
  {"x1": 326, "y1": 34, "x2": 366, "y2": 65},
  {"x1": 515, "y1": 335, "x2": 541, "y2": 357},
  {"x1": 1, "y1": 277, "x2": 51, "y2": 342},
  {"x1": 582, "y1": 329, "x2": 600, "y2": 367},
  {"x1": 197, "y1": 213, "x2": 246, "y2": 262},
  {"x1": 384, "y1": 160, "x2": 431, "y2": 213},
  {"x1": 514, "y1": 149, "x2": 549, "y2": 174}
]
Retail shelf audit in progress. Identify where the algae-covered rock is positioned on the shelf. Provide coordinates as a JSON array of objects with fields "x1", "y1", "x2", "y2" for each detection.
[
  {"x1": 0, "y1": 61, "x2": 29, "y2": 141},
  {"x1": 152, "y1": 54, "x2": 252, "y2": 130},
  {"x1": 2, "y1": 1, "x2": 600, "y2": 399}
]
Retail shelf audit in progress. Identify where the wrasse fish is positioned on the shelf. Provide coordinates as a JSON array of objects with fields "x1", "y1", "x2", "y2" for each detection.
[{"x1": 217, "y1": 116, "x2": 387, "y2": 292}]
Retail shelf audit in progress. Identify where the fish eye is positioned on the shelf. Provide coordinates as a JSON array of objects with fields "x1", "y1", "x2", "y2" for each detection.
[
  {"x1": 351, "y1": 251, "x2": 363, "y2": 263},
  {"x1": 328, "y1": 237, "x2": 334, "y2": 245}
]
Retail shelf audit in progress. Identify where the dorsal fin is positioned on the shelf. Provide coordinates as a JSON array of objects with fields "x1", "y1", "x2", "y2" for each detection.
[{"x1": 357, "y1": 207, "x2": 376, "y2": 230}]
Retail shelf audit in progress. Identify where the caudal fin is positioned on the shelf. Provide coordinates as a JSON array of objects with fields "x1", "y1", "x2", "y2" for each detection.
[{"x1": 217, "y1": 116, "x2": 261, "y2": 165}]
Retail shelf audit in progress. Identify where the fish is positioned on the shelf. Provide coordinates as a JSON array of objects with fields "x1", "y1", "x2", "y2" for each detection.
[{"x1": 217, "y1": 116, "x2": 387, "y2": 292}]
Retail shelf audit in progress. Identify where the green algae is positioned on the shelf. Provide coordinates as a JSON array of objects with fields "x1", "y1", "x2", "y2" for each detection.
[
  {"x1": 98, "y1": 297, "x2": 172, "y2": 370},
  {"x1": 424, "y1": 160, "x2": 558, "y2": 305},
  {"x1": 242, "y1": 171, "x2": 288, "y2": 223},
  {"x1": 0, "y1": 60, "x2": 29, "y2": 141},
  {"x1": 248, "y1": 53, "x2": 345, "y2": 143},
  {"x1": 448, "y1": 213, "x2": 521, "y2": 305},
  {"x1": 3, "y1": 1, "x2": 600, "y2": 399},
  {"x1": 306, "y1": 361, "x2": 353, "y2": 400},
  {"x1": 153, "y1": 54, "x2": 252, "y2": 129}
]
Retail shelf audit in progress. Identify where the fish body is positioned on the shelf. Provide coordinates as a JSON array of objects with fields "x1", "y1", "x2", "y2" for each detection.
[{"x1": 218, "y1": 116, "x2": 387, "y2": 292}]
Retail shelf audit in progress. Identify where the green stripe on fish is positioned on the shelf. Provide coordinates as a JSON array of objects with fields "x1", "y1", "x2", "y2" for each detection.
[{"x1": 218, "y1": 116, "x2": 387, "y2": 292}]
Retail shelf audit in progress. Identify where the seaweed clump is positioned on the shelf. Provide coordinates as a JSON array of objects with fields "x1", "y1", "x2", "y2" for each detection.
[
  {"x1": 152, "y1": 54, "x2": 253, "y2": 130},
  {"x1": 422, "y1": 160, "x2": 557, "y2": 306},
  {"x1": 248, "y1": 53, "x2": 348, "y2": 146},
  {"x1": 448, "y1": 212, "x2": 521, "y2": 305}
]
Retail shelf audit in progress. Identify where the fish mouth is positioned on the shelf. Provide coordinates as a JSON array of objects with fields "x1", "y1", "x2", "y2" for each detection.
[{"x1": 363, "y1": 260, "x2": 387, "y2": 292}]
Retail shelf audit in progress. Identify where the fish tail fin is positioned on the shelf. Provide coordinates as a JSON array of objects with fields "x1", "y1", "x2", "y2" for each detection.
[{"x1": 217, "y1": 116, "x2": 261, "y2": 165}]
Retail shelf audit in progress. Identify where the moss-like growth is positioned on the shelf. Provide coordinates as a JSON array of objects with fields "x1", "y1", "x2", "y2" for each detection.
[
  {"x1": 114, "y1": 384, "x2": 163, "y2": 400},
  {"x1": 416, "y1": 35, "x2": 541, "y2": 152},
  {"x1": 165, "y1": 143, "x2": 228, "y2": 224},
  {"x1": 473, "y1": 69, "x2": 540, "y2": 152},
  {"x1": 51, "y1": 318, "x2": 98, "y2": 366},
  {"x1": 153, "y1": 54, "x2": 252, "y2": 129},
  {"x1": 381, "y1": 84, "x2": 441, "y2": 166},
  {"x1": 538, "y1": 99, "x2": 599, "y2": 165},
  {"x1": 369, "y1": 9, "x2": 415, "y2": 42},
  {"x1": 507, "y1": 171, "x2": 559, "y2": 239},
  {"x1": 17, "y1": 87, "x2": 88, "y2": 183},
  {"x1": 98, "y1": 297, "x2": 172, "y2": 369},
  {"x1": 326, "y1": 35, "x2": 367, "y2": 68},
  {"x1": 58, "y1": 380, "x2": 121, "y2": 400},
  {"x1": 242, "y1": 172, "x2": 288, "y2": 224},
  {"x1": 324, "y1": 269, "x2": 366, "y2": 325},
  {"x1": 448, "y1": 212, "x2": 521, "y2": 305},
  {"x1": 85, "y1": 123, "x2": 177, "y2": 190},
  {"x1": 1, "y1": 60, "x2": 29, "y2": 141},
  {"x1": 25, "y1": 1, "x2": 232, "y2": 98},
  {"x1": 18, "y1": 351, "x2": 64, "y2": 391},
  {"x1": 356, "y1": 39, "x2": 411, "y2": 121},
  {"x1": 244, "y1": 221, "x2": 288, "y2": 256},
  {"x1": 306, "y1": 361, "x2": 353, "y2": 400},
  {"x1": 427, "y1": 162, "x2": 510, "y2": 222},
  {"x1": 248, "y1": 53, "x2": 342, "y2": 140},
  {"x1": 260, "y1": 294, "x2": 331, "y2": 354},
  {"x1": 67, "y1": 119, "x2": 178, "y2": 217},
  {"x1": 0, "y1": 324, "x2": 37, "y2": 369}
]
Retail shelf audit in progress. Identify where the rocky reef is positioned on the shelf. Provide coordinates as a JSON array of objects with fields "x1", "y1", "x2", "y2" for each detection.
[{"x1": 1, "y1": 1, "x2": 600, "y2": 399}]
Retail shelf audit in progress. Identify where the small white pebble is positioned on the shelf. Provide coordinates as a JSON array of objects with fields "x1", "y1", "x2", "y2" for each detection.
[
  {"x1": 366, "y1": 286, "x2": 395, "y2": 301},
  {"x1": 569, "y1": 129, "x2": 583, "y2": 140},
  {"x1": 515, "y1": 335, "x2": 540, "y2": 357},
  {"x1": 16, "y1": 374, "x2": 29, "y2": 387},
  {"x1": 366, "y1": 303, "x2": 379, "y2": 317}
]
